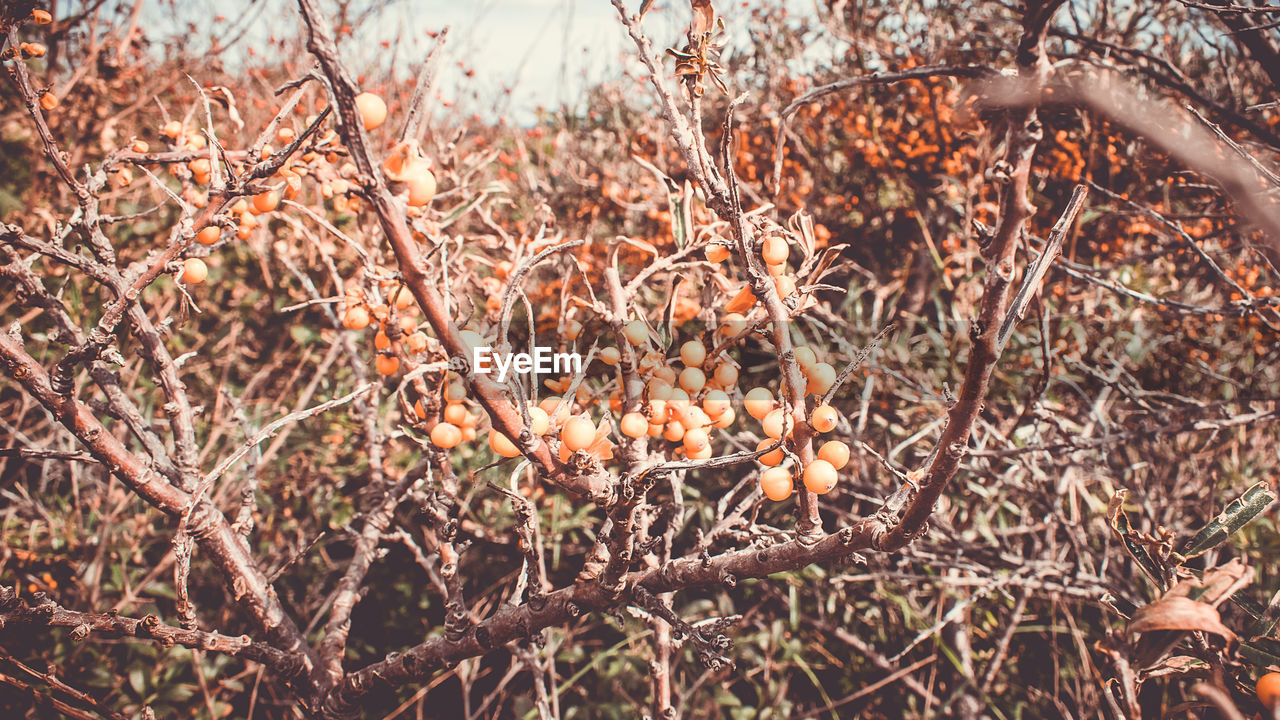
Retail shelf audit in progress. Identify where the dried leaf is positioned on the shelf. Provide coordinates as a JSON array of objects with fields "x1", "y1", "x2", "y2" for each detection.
[
  {"x1": 1107, "y1": 489, "x2": 1170, "y2": 590},
  {"x1": 690, "y1": 0, "x2": 715, "y2": 36}
]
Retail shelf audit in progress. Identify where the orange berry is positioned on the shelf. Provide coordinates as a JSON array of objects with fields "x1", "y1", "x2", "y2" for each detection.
[
  {"x1": 662, "y1": 420, "x2": 686, "y2": 443},
  {"x1": 375, "y1": 354, "x2": 399, "y2": 376},
  {"x1": 407, "y1": 168, "x2": 436, "y2": 207},
  {"x1": 406, "y1": 331, "x2": 428, "y2": 353},
  {"x1": 623, "y1": 320, "x2": 648, "y2": 346},
  {"x1": 810, "y1": 405, "x2": 839, "y2": 433},
  {"x1": 21, "y1": 42, "x2": 47, "y2": 58},
  {"x1": 774, "y1": 276, "x2": 797, "y2": 299},
  {"x1": 197, "y1": 226, "x2": 221, "y2": 245},
  {"x1": 802, "y1": 459, "x2": 838, "y2": 494},
  {"x1": 705, "y1": 244, "x2": 730, "y2": 263},
  {"x1": 683, "y1": 427, "x2": 710, "y2": 453},
  {"x1": 719, "y1": 313, "x2": 748, "y2": 337},
  {"x1": 355, "y1": 92, "x2": 387, "y2": 130},
  {"x1": 793, "y1": 345, "x2": 816, "y2": 370},
  {"x1": 163, "y1": 120, "x2": 182, "y2": 138},
  {"x1": 600, "y1": 347, "x2": 621, "y2": 366},
  {"x1": 713, "y1": 406, "x2": 736, "y2": 428},
  {"x1": 756, "y1": 437, "x2": 784, "y2": 466},
  {"x1": 39, "y1": 92, "x2": 57, "y2": 111},
  {"x1": 681, "y1": 405, "x2": 710, "y2": 429},
  {"x1": 430, "y1": 422, "x2": 462, "y2": 449},
  {"x1": 561, "y1": 416, "x2": 596, "y2": 452},
  {"x1": 678, "y1": 367, "x2": 706, "y2": 393},
  {"x1": 760, "y1": 467, "x2": 793, "y2": 501},
  {"x1": 33, "y1": 9, "x2": 53, "y2": 24},
  {"x1": 443, "y1": 403, "x2": 468, "y2": 425},
  {"x1": 565, "y1": 320, "x2": 583, "y2": 341},
  {"x1": 132, "y1": 140, "x2": 149, "y2": 153},
  {"x1": 680, "y1": 340, "x2": 707, "y2": 367},
  {"x1": 762, "y1": 408, "x2": 789, "y2": 439},
  {"x1": 761, "y1": 236, "x2": 788, "y2": 265},
  {"x1": 374, "y1": 329, "x2": 391, "y2": 350},
  {"x1": 743, "y1": 387, "x2": 775, "y2": 420},
  {"x1": 342, "y1": 306, "x2": 371, "y2": 330},
  {"x1": 817, "y1": 440, "x2": 851, "y2": 470},
  {"x1": 252, "y1": 190, "x2": 280, "y2": 214},
  {"x1": 489, "y1": 430, "x2": 521, "y2": 458},
  {"x1": 1258, "y1": 672, "x2": 1280, "y2": 709},
  {"x1": 620, "y1": 412, "x2": 648, "y2": 438},
  {"x1": 806, "y1": 362, "x2": 837, "y2": 396},
  {"x1": 414, "y1": 399, "x2": 427, "y2": 420},
  {"x1": 702, "y1": 389, "x2": 731, "y2": 419},
  {"x1": 527, "y1": 406, "x2": 551, "y2": 435},
  {"x1": 686, "y1": 443, "x2": 713, "y2": 460},
  {"x1": 444, "y1": 382, "x2": 466, "y2": 403},
  {"x1": 713, "y1": 363, "x2": 739, "y2": 386},
  {"x1": 181, "y1": 257, "x2": 207, "y2": 284}
]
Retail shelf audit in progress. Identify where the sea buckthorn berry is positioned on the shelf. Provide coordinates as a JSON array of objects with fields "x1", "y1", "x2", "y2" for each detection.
[
  {"x1": 743, "y1": 387, "x2": 775, "y2": 420},
  {"x1": 33, "y1": 9, "x2": 53, "y2": 24},
  {"x1": 683, "y1": 427, "x2": 710, "y2": 453},
  {"x1": 682, "y1": 406, "x2": 710, "y2": 429},
  {"x1": 1257, "y1": 672, "x2": 1280, "y2": 709},
  {"x1": 713, "y1": 363, "x2": 739, "y2": 387},
  {"x1": 444, "y1": 383, "x2": 466, "y2": 403},
  {"x1": 686, "y1": 443, "x2": 713, "y2": 460},
  {"x1": 817, "y1": 440, "x2": 851, "y2": 470},
  {"x1": 756, "y1": 438, "x2": 783, "y2": 466},
  {"x1": 806, "y1": 362, "x2": 837, "y2": 396},
  {"x1": 197, "y1": 226, "x2": 221, "y2": 245},
  {"x1": 662, "y1": 420, "x2": 686, "y2": 443},
  {"x1": 623, "y1": 320, "x2": 648, "y2": 346},
  {"x1": 443, "y1": 403, "x2": 468, "y2": 425},
  {"x1": 414, "y1": 399, "x2": 427, "y2": 420},
  {"x1": 461, "y1": 427, "x2": 477, "y2": 442},
  {"x1": 430, "y1": 422, "x2": 462, "y2": 449},
  {"x1": 705, "y1": 244, "x2": 730, "y2": 263},
  {"x1": 355, "y1": 92, "x2": 387, "y2": 130},
  {"x1": 760, "y1": 467, "x2": 793, "y2": 501},
  {"x1": 374, "y1": 330, "x2": 391, "y2": 350},
  {"x1": 713, "y1": 406, "x2": 736, "y2": 428},
  {"x1": 527, "y1": 406, "x2": 550, "y2": 435},
  {"x1": 620, "y1": 412, "x2": 648, "y2": 438},
  {"x1": 392, "y1": 286, "x2": 415, "y2": 310},
  {"x1": 489, "y1": 430, "x2": 521, "y2": 458},
  {"x1": 600, "y1": 347, "x2": 621, "y2": 366},
  {"x1": 793, "y1": 346, "x2": 817, "y2": 370},
  {"x1": 720, "y1": 313, "x2": 748, "y2": 338},
  {"x1": 561, "y1": 416, "x2": 596, "y2": 452},
  {"x1": 375, "y1": 354, "x2": 399, "y2": 376},
  {"x1": 802, "y1": 459, "x2": 838, "y2": 494},
  {"x1": 702, "y1": 389, "x2": 731, "y2": 419},
  {"x1": 647, "y1": 421, "x2": 664, "y2": 437},
  {"x1": 407, "y1": 168, "x2": 436, "y2": 207},
  {"x1": 762, "y1": 408, "x2": 789, "y2": 439},
  {"x1": 342, "y1": 306, "x2": 371, "y2": 330},
  {"x1": 653, "y1": 365, "x2": 678, "y2": 385},
  {"x1": 163, "y1": 120, "x2": 182, "y2": 138},
  {"x1": 767, "y1": 260, "x2": 787, "y2": 277},
  {"x1": 39, "y1": 92, "x2": 57, "y2": 111},
  {"x1": 678, "y1": 367, "x2": 706, "y2": 393},
  {"x1": 132, "y1": 140, "x2": 149, "y2": 153},
  {"x1": 680, "y1": 340, "x2": 707, "y2": 367},
  {"x1": 252, "y1": 189, "x2": 280, "y2": 213},
  {"x1": 181, "y1": 258, "x2": 207, "y2": 284},
  {"x1": 761, "y1": 236, "x2": 788, "y2": 265},
  {"x1": 774, "y1": 276, "x2": 797, "y2": 299},
  {"x1": 810, "y1": 405, "x2": 839, "y2": 433},
  {"x1": 646, "y1": 398, "x2": 667, "y2": 421}
]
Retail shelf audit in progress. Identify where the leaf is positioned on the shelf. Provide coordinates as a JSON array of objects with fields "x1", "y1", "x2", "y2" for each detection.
[
  {"x1": 1180, "y1": 482, "x2": 1275, "y2": 561},
  {"x1": 1128, "y1": 595, "x2": 1238, "y2": 668},
  {"x1": 1107, "y1": 489, "x2": 1169, "y2": 589},
  {"x1": 1239, "y1": 637, "x2": 1280, "y2": 669},
  {"x1": 690, "y1": 0, "x2": 715, "y2": 35}
]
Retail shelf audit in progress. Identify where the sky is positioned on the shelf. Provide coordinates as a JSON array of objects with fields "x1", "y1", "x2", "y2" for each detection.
[{"x1": 137, "y1": 0, "x2": 835, "y2": 124}]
